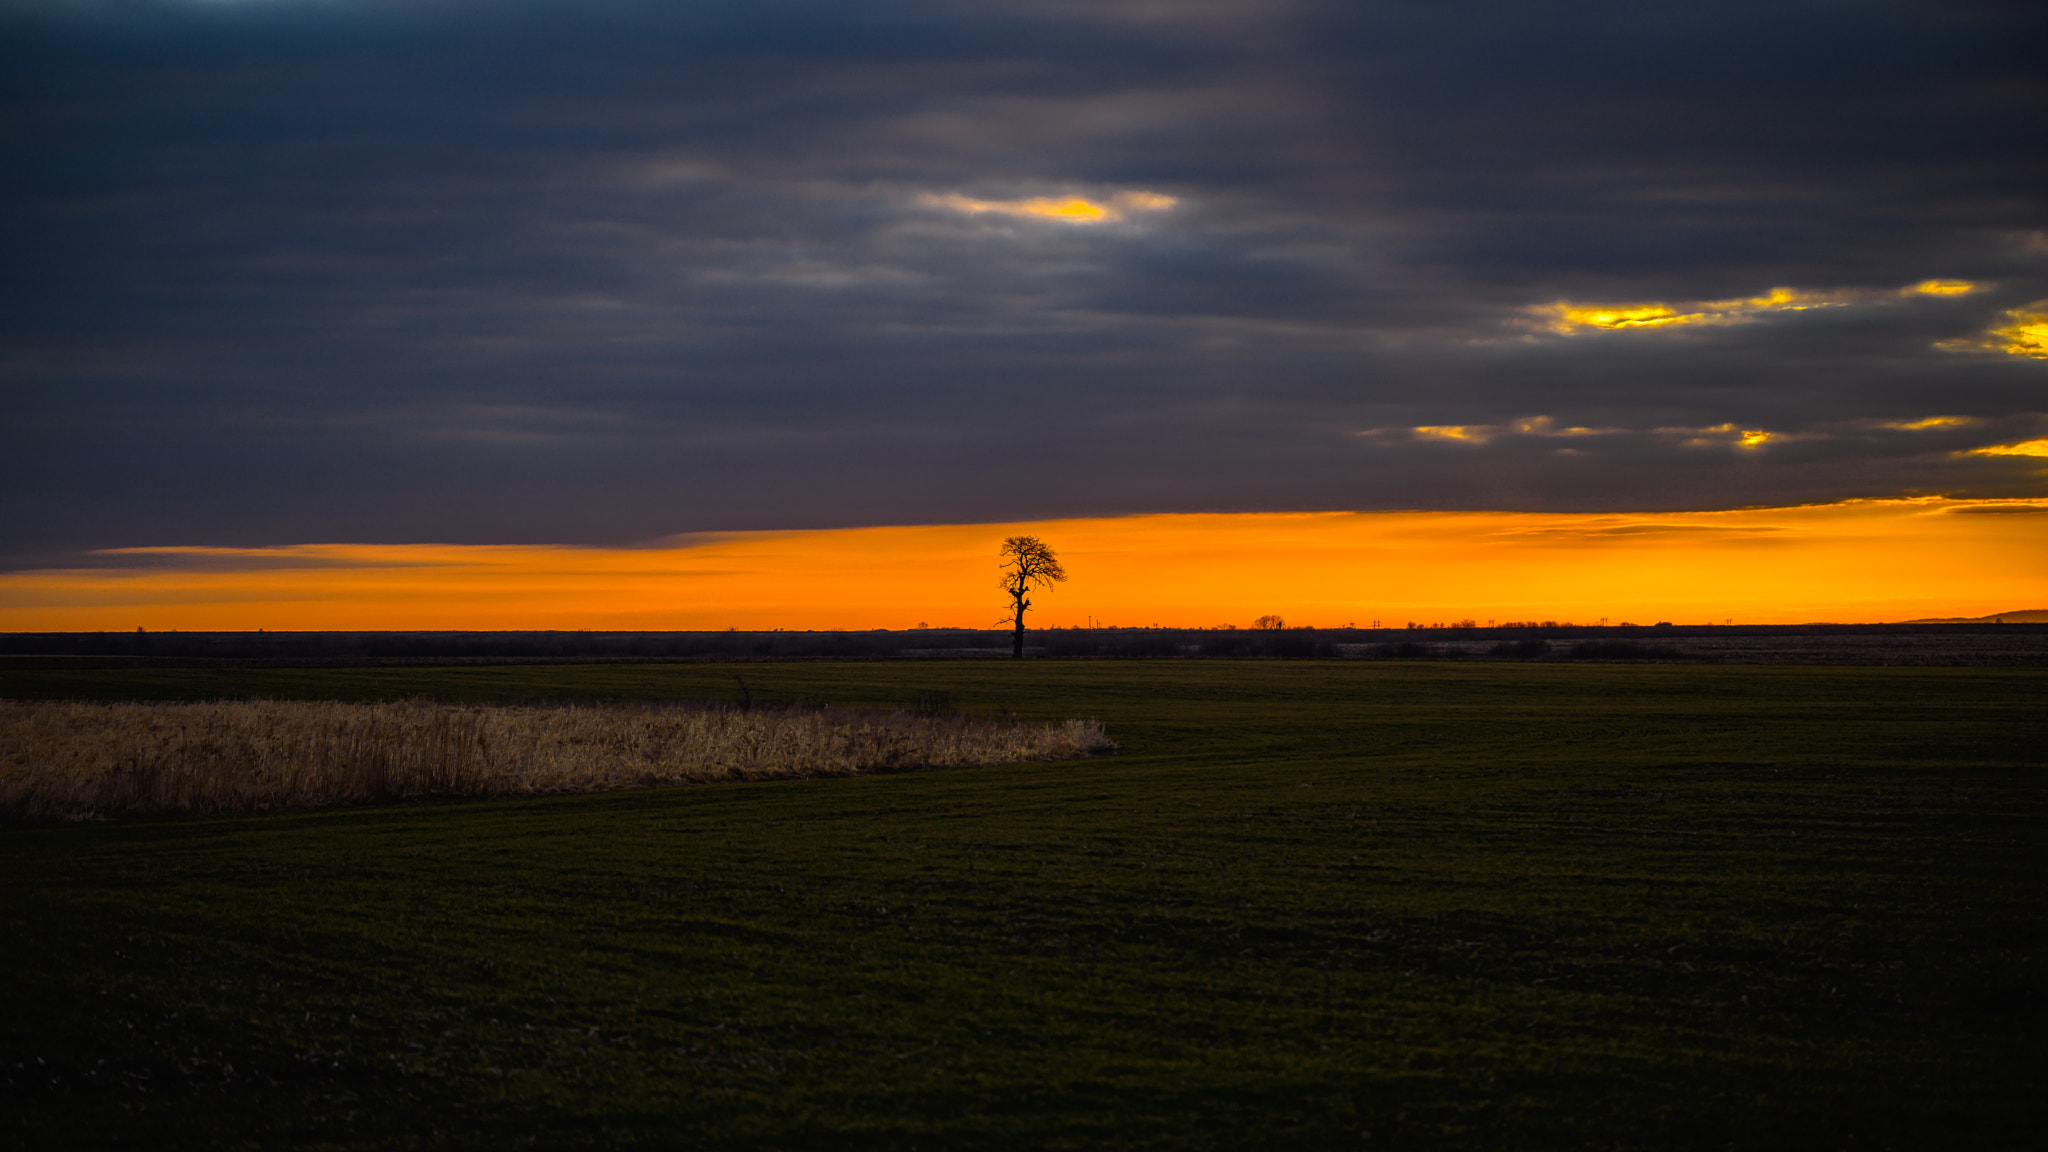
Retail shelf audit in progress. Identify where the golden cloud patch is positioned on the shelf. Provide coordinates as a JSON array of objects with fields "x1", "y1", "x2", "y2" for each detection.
[
  {"x1": 1510, "y1": 416, "x2": 1609, "y2": 437},
  {"x1": 1989, "y1": 306, "x2": 2048, "y2": 358},
  {"x1": 1908, "y1": 279, "x2": 1980, "y2": 296},
  {"x1": 1532, "y1": 280, "x2": 1983, "y2": 336},
  {"x1": 1411, "y1": 425, "x2": 1490, "y2": 443},
  {"x1": 921, "y1": 189, "x2": 1177, "y2": 224},
  {"x1": 1530, "y1": 287, "x2": 1856, "y2": 334},
  {"x1": 1656, "y1": 423, "x2": 1779, "y2": 450},
  {"x1": 1393, "y1": 417, "x2": 1800, "y2": 451},
  {"x1": 1967, "y1": 437, "x2": 2048, "y2": 458},
  {"x1": 1882, "y1": 415, "x2": 1977, "y2": 431},
  {"x1": 1939, "y1": 302, "x2": 2048, "y2": 359}
]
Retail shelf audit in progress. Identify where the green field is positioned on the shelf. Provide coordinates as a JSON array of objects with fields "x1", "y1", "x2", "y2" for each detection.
[{"x1": 4, "y1": 661, "x2": 2043, "y2": 1149}]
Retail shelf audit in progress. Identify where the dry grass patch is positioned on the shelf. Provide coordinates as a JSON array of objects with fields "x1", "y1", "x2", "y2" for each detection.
[{"x1": 0, "y1": 699, "x2": 1114, "y2": 820}]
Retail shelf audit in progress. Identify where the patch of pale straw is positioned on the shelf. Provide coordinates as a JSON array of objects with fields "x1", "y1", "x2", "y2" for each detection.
[{"x1": 0, "y1": 700, "x2": 1114, "y2": 820}]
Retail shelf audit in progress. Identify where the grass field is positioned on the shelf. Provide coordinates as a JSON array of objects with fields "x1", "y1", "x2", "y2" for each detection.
[{"x1": 3, "y1": 661, "x2": 2043, "y2": 1149}]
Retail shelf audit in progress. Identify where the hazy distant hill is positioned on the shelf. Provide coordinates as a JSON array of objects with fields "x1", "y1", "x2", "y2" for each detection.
[{"x1": 1900, "y1": 609, "x2": 2048, "y2": 623}]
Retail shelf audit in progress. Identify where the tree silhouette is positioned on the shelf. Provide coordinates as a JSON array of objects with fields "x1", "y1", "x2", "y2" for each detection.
[
  {"x1": 999, "y1": 535, "x2": 1066, "y2": 659},
  {"x1": 1253, "y1": 614, "x2": 1285, "y2": 630}
]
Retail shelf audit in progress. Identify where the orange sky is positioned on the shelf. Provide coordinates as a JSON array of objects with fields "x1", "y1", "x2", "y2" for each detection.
[{"x1": 2, "y1": 497, "x2": 2043, "y2": 632}]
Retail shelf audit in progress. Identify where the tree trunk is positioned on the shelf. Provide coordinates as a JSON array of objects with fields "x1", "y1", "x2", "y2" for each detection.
[{"x1": 1015, "y1": 582, "x2": 1032, "y2": 655}]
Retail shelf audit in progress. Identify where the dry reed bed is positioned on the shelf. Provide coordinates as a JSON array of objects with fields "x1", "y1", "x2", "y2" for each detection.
[{"x1": 0, "y1": 699, "x2": 1114, "y2": 820}]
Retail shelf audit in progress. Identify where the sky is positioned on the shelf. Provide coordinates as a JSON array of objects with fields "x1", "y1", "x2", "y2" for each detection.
[
  {"x1": 3, "y1": 0, "x2": 2045, "y2": 626},
  {"x1": 3, "y1": 500, "x2": 2043, "y2": 631}
]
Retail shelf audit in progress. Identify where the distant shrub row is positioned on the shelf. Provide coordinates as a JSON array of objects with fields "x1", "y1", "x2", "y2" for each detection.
[
  {"x1": 1371, "y1": 639, "x2": 1685, "y2": 661},
  {"x1": 0, "y1": 629, "x2": 1705, "y2": 665}
]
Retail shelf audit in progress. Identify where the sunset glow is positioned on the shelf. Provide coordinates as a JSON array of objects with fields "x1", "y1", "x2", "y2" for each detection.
[{"x1": 5, "y1": 499, "x2": 2042, "y2": 633}]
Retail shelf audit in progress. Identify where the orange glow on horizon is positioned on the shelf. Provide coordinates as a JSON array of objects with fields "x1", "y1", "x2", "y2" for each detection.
[{"x1": 2, "y1": 498, "x2": 2045, "y2": 632}]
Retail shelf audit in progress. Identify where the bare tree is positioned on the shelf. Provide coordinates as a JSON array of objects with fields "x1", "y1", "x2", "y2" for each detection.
[
  {"x1": 999, "y1": 535, "x2": 1066, "y2": 659},
  {"x1": 1253, "y1": 614, "x2": 1285, "y2": 631}
]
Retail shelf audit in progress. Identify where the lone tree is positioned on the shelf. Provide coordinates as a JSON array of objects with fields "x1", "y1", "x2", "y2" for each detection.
[{"x1": 998, "y1": 535, "x2": 1066, "y2": 659}]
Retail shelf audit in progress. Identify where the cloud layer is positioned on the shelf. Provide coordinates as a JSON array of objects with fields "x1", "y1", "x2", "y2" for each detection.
[{"x1": 3, "y1": 0, "x2": 2045, "y2": 562}]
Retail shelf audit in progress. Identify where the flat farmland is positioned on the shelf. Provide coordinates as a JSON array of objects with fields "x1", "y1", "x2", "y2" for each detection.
[{"x1": 3, "y1": 661, "x2": 2043, "y2": 1150}]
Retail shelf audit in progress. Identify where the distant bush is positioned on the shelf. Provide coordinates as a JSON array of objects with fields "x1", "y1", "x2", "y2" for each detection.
[
  {"x1": 1043, "y1": 632, "x2": 1185, "y2": 658},
  {"x1": 1198, "y1": 633, "x2": 1335, "y2": 658},
  {"x1": 1489, "y1": 638, "x2": 1552, "y2": 659},
  {"x1": 1565, "y1": 640, "x2": 1683, "y2": 661},
  {"x1": 1196, "y1": 632, "x2": 1253, "y2": 658},
  {"x1": 1372, "y1": 642, "x2": 1437, "y2": 659}
]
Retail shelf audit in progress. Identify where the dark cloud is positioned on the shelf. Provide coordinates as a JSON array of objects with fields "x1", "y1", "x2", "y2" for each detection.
[{"x1": 3, "y1": 0, "x2": 2045, "y2": 562}]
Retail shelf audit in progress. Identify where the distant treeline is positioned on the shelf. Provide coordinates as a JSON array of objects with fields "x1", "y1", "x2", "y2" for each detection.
[{"x1": 0, "y1": 622, "x2": 2041, "y2": 666}]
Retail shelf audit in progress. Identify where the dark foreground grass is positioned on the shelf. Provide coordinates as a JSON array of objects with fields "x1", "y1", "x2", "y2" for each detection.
[{"x1": 3, "y1": 661, "x2": 2043, "y2": 1150}]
